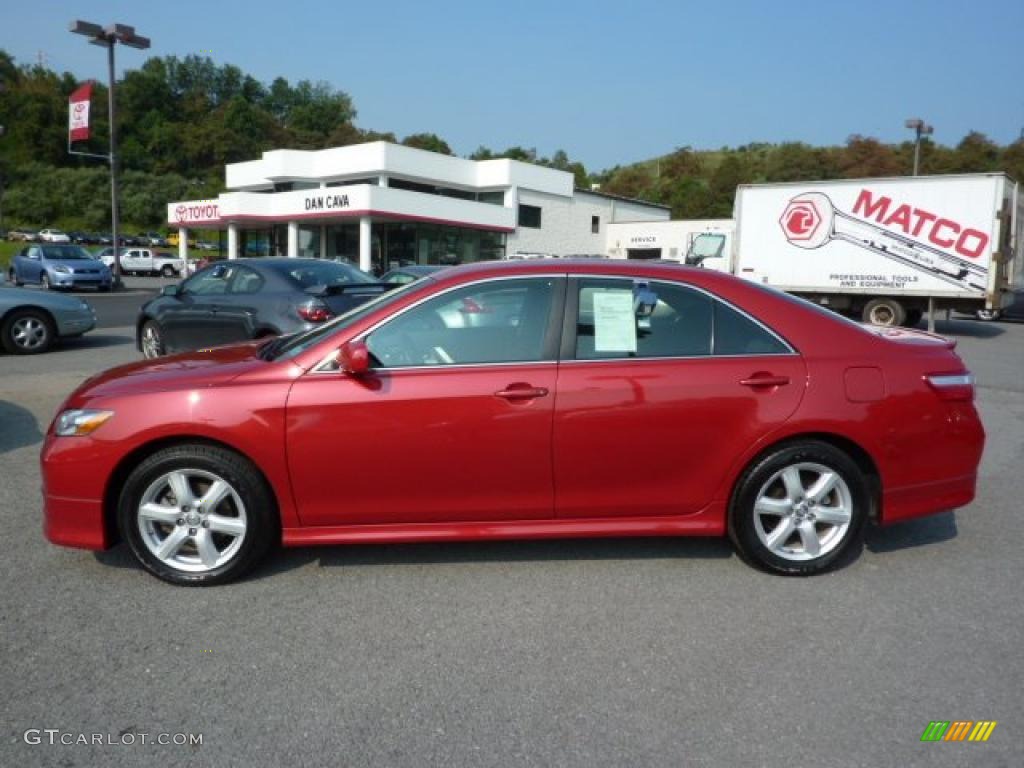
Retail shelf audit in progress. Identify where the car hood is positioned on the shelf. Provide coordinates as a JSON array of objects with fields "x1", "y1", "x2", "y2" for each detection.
[
  {"x1": 70, "y1": 341, "x2": 267, "y2": 402},
  {"x1": 46, "y1": 258, "x2": 108, "y2": 270}
]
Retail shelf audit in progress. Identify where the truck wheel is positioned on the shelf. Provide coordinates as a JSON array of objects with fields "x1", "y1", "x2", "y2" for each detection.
[
  {"x1": 161, "y1": 265, "x2": 175, "y2": 277},
  {"x1": 862, "y1": 298, "x2": 905, "y2": 327},
  {"x1": 903, "y1": 308, "x2": 923, "y2": 327},
  {"x1": 975, "y1": 309, "x2": 1002, "y2": 322}
]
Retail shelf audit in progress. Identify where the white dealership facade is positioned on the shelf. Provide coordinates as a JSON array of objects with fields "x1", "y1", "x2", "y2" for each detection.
[{"x1": 168, "y1": 142, "x2": 669, "y2": 273}]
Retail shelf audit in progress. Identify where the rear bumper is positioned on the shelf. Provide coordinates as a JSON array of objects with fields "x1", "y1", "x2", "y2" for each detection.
[{"x1": 880, "y1": 472, "x2": 977, "y2": 525}]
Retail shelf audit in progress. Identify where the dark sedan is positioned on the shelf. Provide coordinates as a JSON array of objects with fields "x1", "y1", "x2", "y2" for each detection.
[{"x1": 136, "y1": 258, "x2": 388, "y2": 358}]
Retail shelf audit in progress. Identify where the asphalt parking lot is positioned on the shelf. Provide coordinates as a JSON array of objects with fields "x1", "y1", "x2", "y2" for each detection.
[{"x1": 1, "y1": 315, "x2": 1022, "y2": 767}]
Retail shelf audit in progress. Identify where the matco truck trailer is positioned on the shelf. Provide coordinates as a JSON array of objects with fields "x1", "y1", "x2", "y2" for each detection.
[{"x1": 724, "y1": 174, "x2": 1022, "y2": 326}]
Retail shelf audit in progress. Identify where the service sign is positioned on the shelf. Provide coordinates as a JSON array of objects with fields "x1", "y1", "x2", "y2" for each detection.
[{"x1": 736, "y1": 176, "x2": 1001, "y2": 296}]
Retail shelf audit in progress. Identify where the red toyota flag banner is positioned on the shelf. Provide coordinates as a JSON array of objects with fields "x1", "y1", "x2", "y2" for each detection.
[{"x1": 68, "y1": 82, "x2": 93, "y2": 142}]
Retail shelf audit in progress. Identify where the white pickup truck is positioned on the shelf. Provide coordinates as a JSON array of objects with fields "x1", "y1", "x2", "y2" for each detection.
[{"x1": 97, "y1": 248, "x2": 187, "y2": 277}]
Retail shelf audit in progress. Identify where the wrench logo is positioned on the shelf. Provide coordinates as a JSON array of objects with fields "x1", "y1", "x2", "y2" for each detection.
[
  {"x1": 778, "y1": 191, "x2": 986, "y2": 291},
  {"x1": 780, "y1": 197, "x2": 825, "y2": 243}
]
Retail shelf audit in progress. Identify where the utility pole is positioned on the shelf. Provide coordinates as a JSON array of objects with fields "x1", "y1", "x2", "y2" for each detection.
[
  {"x1": 904, "y1": 118, "x2": 934, "y2": 176},
  {"x1": 69, "y1": 21, "x2": 150, "y2": 286}
]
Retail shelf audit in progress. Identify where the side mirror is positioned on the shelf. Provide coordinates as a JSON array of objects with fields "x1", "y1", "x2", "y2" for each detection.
[
  {"x1": 338, "y1": 340, "x2": 370, "y2": 376},
  {"x1": 161, "y1": 284, "x2": 181, "y2": 298}
]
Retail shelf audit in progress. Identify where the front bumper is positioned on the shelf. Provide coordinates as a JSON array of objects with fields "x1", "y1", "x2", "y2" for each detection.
[
  {"x1": 55, "y1": 308, "x2": 96, "y2": 337},
  {"x1": 41, "y1": 433, "x2": 112, "y2": 550},
  {"x1": 51, "y1": 274, "x2": 112, "y2": 289}
]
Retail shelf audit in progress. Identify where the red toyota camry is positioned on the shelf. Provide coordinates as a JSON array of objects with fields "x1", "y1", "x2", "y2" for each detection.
[{"x1": 42, "y1": 260, "x2": 984, "y2": 585}]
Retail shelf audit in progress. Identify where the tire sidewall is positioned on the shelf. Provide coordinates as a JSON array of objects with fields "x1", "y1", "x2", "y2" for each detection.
[
  {"x1": 729, "y1": 441, "x2": 869, "y2": 575},
  {"x1": 117, "y1": 446, "x2": 275, "y2": 585}
]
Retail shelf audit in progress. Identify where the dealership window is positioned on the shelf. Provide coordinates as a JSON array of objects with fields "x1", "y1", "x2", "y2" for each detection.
[
  {"x1": 591, "y1": 215, "x2": 600, "y2": 234},
  {"x1": 518, "y1": 204, "x2": 542, "y2": 229},
  {"x1": 366, "y1": 278, "x2": 556, "y2": 367}
]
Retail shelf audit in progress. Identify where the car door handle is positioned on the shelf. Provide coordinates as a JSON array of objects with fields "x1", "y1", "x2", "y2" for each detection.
[
  {"x1": 495, "y1": 384, "x2": 549, "y2": 400},
  {"x1": 739, "y1": 374, "x2": 790, "y2": 388}
]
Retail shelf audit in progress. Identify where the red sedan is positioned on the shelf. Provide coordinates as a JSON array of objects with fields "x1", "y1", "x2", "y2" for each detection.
[{"x1": 42, "y1": 260, "x2": 984, "y2": 585}]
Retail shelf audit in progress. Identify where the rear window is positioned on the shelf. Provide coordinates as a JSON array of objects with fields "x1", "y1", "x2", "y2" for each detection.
[{"x1": 273, "y1": 261, "x2": 375, "y2": 289}]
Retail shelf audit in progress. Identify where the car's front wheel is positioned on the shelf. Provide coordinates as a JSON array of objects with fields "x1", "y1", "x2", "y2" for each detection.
[
  {"x1": 140, "y1": 320, "x2": 165, "y2": 359},
  {"x1": 118, "y1": 444, "x2": 277, "y2": 586},
  {"x1": 729, "y1": 441, "x2": 869, "y2": 576},
  {"x1": 40, "y1": 273, "x2": 52, "y2": 290},
  {"x1": 1, "y1": 309, "x2": 55, "y2": 354},
  {"x1": 161, "y1": 265, "x2": 176, "y2": 277}
]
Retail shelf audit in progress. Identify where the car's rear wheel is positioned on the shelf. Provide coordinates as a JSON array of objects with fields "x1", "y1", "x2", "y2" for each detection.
[
  {"x1": 1, "y1": 309, "x2": 55, "y2": 354},
  {"x1": 862, "y1": 298, "x2": 905, "y2": 326},
  {"x1": 729, "y1": 441, "x2": 868, "y2": 576},
  {"x1": 140, "y1": 320, "x2": 165, "y2": 359},
  {"x1": 118, "y1": 444, "x2": 277, "y2": 586}
]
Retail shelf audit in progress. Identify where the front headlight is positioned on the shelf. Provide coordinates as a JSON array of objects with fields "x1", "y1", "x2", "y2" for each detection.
[
  {"x1": 53, "y1": 265, "x2": 70, "y2": 274},
  {"x1": 54, "y1": 409, "x2": 114, "y2": 437}
]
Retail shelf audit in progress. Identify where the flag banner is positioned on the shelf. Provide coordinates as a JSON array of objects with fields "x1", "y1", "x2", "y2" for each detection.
[{"x1": 68, "y1": 82, "x2": 93, "y2": 142}]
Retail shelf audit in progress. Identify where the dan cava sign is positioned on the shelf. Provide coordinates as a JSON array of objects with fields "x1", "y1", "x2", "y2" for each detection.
[{"x1": 68, "y1": 83, "x2": 93, "y2": 143}]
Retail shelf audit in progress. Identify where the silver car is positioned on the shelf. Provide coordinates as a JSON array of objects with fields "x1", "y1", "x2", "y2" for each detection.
[{"x1": 0, "y1": 273, "x2": 96, "y2": 354}]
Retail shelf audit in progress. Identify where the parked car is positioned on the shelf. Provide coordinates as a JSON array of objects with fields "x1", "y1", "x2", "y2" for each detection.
[
  {"x1": 138, "y1": 232, "x2": 169, "y2": 247},
  {"x1": 9, "y1": 244, "x2": 113, "y2": 291},
  {"x1": 65, "y1": 231, "x2": 90, "y2": 245},
  {"x1": 196, "y1": 240, "x2": 219, "y2": 251},
  {"x1": 44, "y1": 260, "x2": 984, "y2": 585},
  {"x1": 0, "y1": 271, "x2": 96, "y2": 353},
  {"x1": 380, "y1": 264, "x2": 445, "y2": 285},
  {"x1": 974, "y1": 289, "x2": 1024, "y2": 321},
  {"x1": 38, "y1": 229, "x2": 72, "y2": 243},
  {"x1": 8, "y1": 228, "x2": 39, "y2": 242},
  {"x1": 136, "y1": 258, "x2": 388, "y2": 358},
  {"x1": 96, "y1": 247, "x2": 185, "y2": 277}
]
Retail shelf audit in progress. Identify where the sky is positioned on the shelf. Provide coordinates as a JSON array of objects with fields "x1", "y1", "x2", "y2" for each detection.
[{"x1": 4, "y1": 0, "x2": 1024, "y2": 171}]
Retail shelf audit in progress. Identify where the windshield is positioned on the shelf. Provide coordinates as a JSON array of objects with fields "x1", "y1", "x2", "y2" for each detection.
[
  {"x1": 272, "y1": 260, "x2": 376, "y2": 289},
  {"x1": 272, "y1": 279, "x2": 427, "y2": 361},
  {"x1": 42, "y1": 245, "x2": 95, "y2": 260}
]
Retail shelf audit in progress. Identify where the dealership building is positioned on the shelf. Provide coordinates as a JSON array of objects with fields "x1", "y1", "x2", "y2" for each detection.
[{"x1": 168, "y1": 142, "x2": 669, "y2": 273}]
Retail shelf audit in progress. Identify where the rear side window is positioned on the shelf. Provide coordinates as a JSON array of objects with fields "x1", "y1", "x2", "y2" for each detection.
[
  {"x1": 713, "y1": 301, "x2": 790, "y2": 355},
  {"x1": 574, "y1": 278, "x2": 790, "y2": 359},
  {"x1": 575, "y1": 279, "x2": 712, "y2": 359}
]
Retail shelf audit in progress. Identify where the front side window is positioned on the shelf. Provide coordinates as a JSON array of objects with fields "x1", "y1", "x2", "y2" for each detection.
[
  {"x1": 184, "y1": 264, "x2": 234, "y2": 296},
  {"x1": 366, "y1": 278, "x2": 556, "y2": 368}
]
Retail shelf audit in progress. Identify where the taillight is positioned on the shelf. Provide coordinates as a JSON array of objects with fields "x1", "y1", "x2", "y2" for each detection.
[
  {"x1": 925, "y1": 373, "x2": 975, "y2": 402},
  {"x1": 297, "y1": 302, "x2": 333, "y2": 323}
]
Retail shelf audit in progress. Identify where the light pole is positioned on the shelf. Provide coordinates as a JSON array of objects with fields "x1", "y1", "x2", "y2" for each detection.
[
  {"x1": 69, "y1": 21, "x2": 150, "y2": 286},
  {"x1": 904, "y1": 118, "x2": 933, "y2": 177}
]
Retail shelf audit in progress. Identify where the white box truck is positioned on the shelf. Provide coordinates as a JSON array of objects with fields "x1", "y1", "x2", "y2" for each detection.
[{"x1": 693, "y1": 173, "x2": 1022, "y2": 326}]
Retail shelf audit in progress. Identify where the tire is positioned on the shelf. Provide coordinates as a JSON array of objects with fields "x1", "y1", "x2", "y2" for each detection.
[
  {"x1": 161, "y1": 265, "x2": 175, "y2": 277},
  {"x1": 117, "y1": 443, "x2": 278, "y2": 586},
  {"x1": 8, "y1": 268, "x2": 23, "y2": 287},
  {"x1": 728, "y1": 440, "x2": 869, "y2": 576},
  {"x1": 1, "y1": 309, "x2": 55, "y2": 354},
  {"x1": 40, "y1": 273, "x2": 51, "y2": 291},
  {"x1": 862, "y1": 298, "x2": 905, "y2": 327},
  {"x1": 975, "y1": 308, "x2": 1002, "y2": 322},
  {"x1": 903, "y1": 308, "x2": 923, "y2": 327},
  {"x1": 140, "y1": 319, "x2": 165, "y2": 359}
]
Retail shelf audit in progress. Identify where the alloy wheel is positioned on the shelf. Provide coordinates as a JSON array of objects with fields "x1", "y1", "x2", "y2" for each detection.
[
  {"x1": 141, "y1": 324, "x2": 163, "y2": 359},
  {"x1": 11, "y1": 316, "x2": 49, "y2": 350},
  {"x1": 752, "y1": 462, "x2": 853, "y2": 561},
  {"x1": 137, "y1": 469, "x2": 248, "y2": 573}
]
